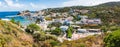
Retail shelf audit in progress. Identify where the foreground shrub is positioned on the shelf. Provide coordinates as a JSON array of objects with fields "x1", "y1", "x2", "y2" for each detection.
[{"x1": 104, "y1": 29, "x2": 120, "y2": 47}]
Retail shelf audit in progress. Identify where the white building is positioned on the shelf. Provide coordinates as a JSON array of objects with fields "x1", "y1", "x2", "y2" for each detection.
[
  {"x1": 60, "y1": 26, "x2": 69, "y2": 33},
  {"x1": 88, "y1": 29, "x2": 101, "y2": 32},
  {"x1": 79, "y1": 19, "x2": 88, "y2": 24},
  {"x1": 87, "y1": 19, "x2": 101, "y2": 24},
  {"x1": 38, "y1": 22, "x2": 48, "y2": 31},
  {"x1": 77, "y1": 29, "x2": 88, "y2": 33},
  {"x1": 80, "y1": 16, "x2": 88, "y2": 19}
]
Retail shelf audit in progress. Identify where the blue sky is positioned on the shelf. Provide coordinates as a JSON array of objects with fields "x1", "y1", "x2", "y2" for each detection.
[{"x1": 0, "y1": 0, "x2": 120, "y2": 11}]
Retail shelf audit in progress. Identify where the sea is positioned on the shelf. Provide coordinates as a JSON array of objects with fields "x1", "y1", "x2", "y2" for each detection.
[{"x1": 0, "y1": 11, "x2": 35, "y2": 26}]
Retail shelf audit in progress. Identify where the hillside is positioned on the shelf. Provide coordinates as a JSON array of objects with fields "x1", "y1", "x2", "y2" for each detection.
[
  {"x1": 2, "y1": 1, "x2": 120, "y2": 47},
  {"x1": 19, "y1": 1, "x2": 120, "y2": 25},
  {"x1": 0, "y1": 20, "x2": 34, "y2": 47},
  {"x1": 97, "y1": 2, "x2": 120, "y2": 7},
  {"x1": 60, "y1": 35, "x2": 104, "y2": 47},
  {"x1": 0, "y1": 20, "x2": 60, "y2": 47},
  {"x1": 42, "y1": 1, "x2": 120, "y2": 25}
]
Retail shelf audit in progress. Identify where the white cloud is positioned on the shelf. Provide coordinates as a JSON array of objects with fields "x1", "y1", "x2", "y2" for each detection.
[
  {"x1": 1, "y1": 0, "x2": 120, "y2": 11},
  {"x1": 4, "y1": 0, "x2": 24, "y2": 8},
  {"x1": 0, "y1": 0, "x2": 27, "y2": 11},
  {"x1": 0, "y1": 1, "x2": 3, "y2": 6},
  {"x1": 62, "y1": 0, "x2": 120, "y2": 6},
  {"x1": 30, "y1": 3, "x2": 38, "y2": 8},
  {"x1": 30, "y1": 3, "x2": 47, "y2": 9},
  {"x1": 0, "y1": 1, "x2": 7, "y2": 7}
]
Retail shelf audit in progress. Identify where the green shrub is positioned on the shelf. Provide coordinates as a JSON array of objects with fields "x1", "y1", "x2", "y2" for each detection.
[
  {"x1": 50, "y1": 41, "x2": 59, "y2": 46},
  {"x1": 10, "y1": 18, "x2": 15, "y2": 23},
  {"x1": 79, "y1": 44, "x2": 85, "y2": 47},
  {"x1": 26, "y1": 24, "x2": 41, "y2": 34},
  {"x1": 66, "y1": 26, "x2": 73, "y2": 38},
  {"x1": 51, "y1": 27, "x2": 62, "y2": 36},
  {"x1": 104, "y1": 29, "x2": 120, "y2": 47}
]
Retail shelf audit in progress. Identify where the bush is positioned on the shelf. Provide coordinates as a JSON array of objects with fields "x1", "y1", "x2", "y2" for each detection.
[
  {"x1": 104, "y1": 29, "x2": 120, "y2": 47},
  {"x1": 79, "y1": 44, "x2": 85, "y2": 47},
  {"x1": 33, "y1": 32, "x2": 46, "y2": 41},
  {"x1": 10, "y1": 18, "x2": 15, "y2": 23},
  {"x1": 51, "y1": 27, "x2": 62, "y2": 36},
  {"x1": 51, "y1": 22, "x2": 62, "y2": 27},
  {"x1": 67, "y1": 28, "x2": 72, "y2": 38},
  {"x1": 50, "y1": 40, "x2": 59, "y2": 46},
  {"x1": 66, "y1": 26, "x2": 73, "y2": 38},
  {"x1": 26, "y1": 24, "x2": 41, "y2": 34},
  {"x1": 109, "y1": 26, "x2": 119, "y2": 31}
]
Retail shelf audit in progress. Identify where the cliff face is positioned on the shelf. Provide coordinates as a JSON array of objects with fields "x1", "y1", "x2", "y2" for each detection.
[{"x1": 0, "y1": 20, "x2": 34, "y2": 47}]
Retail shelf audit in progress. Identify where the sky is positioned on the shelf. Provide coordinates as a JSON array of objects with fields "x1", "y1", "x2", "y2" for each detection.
[{"x1": 0, "y1": 0, "x2": 120, "y2": 11}]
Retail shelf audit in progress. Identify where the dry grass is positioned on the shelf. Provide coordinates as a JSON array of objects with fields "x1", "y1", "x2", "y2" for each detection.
[
  {"x1": 0, "y1": 20, "x2": 34, "y2": 47},
  {"x1": 60, "y1": 35, "x2": 104, "y2": 47}
]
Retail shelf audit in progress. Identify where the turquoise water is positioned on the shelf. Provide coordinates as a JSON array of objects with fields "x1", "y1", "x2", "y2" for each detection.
[
  {"x1": 6, "y1": 16, "x2": 35, "y2": 26},
  {"x1": 0, "y1": 11, "x2": 35, "y2": 26}
]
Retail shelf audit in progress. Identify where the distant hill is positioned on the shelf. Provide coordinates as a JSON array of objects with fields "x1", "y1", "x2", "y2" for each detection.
[
  {"x1": 43, "y1": 1, "x2": 120, "y2": 12},
  {"x1": 42, "y1": 1, "x2": 120, "y2": 25},
  {"x1": 97, "y1": 1, "x2": 120, "y2": 7}
]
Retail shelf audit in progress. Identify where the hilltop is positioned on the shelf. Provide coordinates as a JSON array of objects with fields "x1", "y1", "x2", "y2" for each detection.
[{"x1": 97, "y1": 1, "x2": 120, "y2": 7}]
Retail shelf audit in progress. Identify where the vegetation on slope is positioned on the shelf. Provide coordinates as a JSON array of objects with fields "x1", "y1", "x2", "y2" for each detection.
[
  {"x1": 0, "y1": 20, "x2": 33, "y2": 47},
  {"x1": 104, "y1": 29, "x2": 120, "y2": 47},
  {"x1": 0, "y1": 20, "x2": 60, "y2": 47},
  {"x1": 1, "y1": 1, "x2": 120, "y2": 47},
  {"x1": 25, "y1": 24, "x2": 60, "y2": 47},
  {"x1": 43, "y1": 1, "x2": 120, "y2": 25},
  {"x1": 59, "y1": 35, "x2": 104, "y2": 47}
]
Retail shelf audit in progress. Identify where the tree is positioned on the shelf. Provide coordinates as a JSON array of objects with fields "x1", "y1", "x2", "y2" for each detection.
[
  {"x1": 104, "y1": 29, "x2": 120, "y2": 47},
  {"x1": 10, "y1": 18, "x2": 21, "y2": 27},
  {"x1": 10, "y1": 18, "x2": 15, "y2": 23},
  {"x1": 66, "y1": 26, "x2": 73, "y2": 38},
  {"x1": 25, "y1": 24, "x2": 40, "y2": 34},
  {"x1": 50, "y1": 40, "x2": 59, "y2": 47},
  {"x1": 89, "y1": 13, "x2": 96, "y2": 18},
  {"x1": 51, "y1": 27, "x2": 62, "y2": 36},
  {"x1": 33, "y1": 32, "x2": 58, "y2": 47},
  {"x1": 33, "y1": 32, "x2": 46, "y2": 41},
  {"x1": 73, "y1": 15, "x2": 81, "y2": 21},
  {"x1": 101, "y1": 26, "x2": 107, "y2": 32},
  {"x1": 51, "y1": 22, "x2": 62, "y2": 27},
  {"x1": 35, "y1": 18, "x2": 40, "y2": 24}
]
